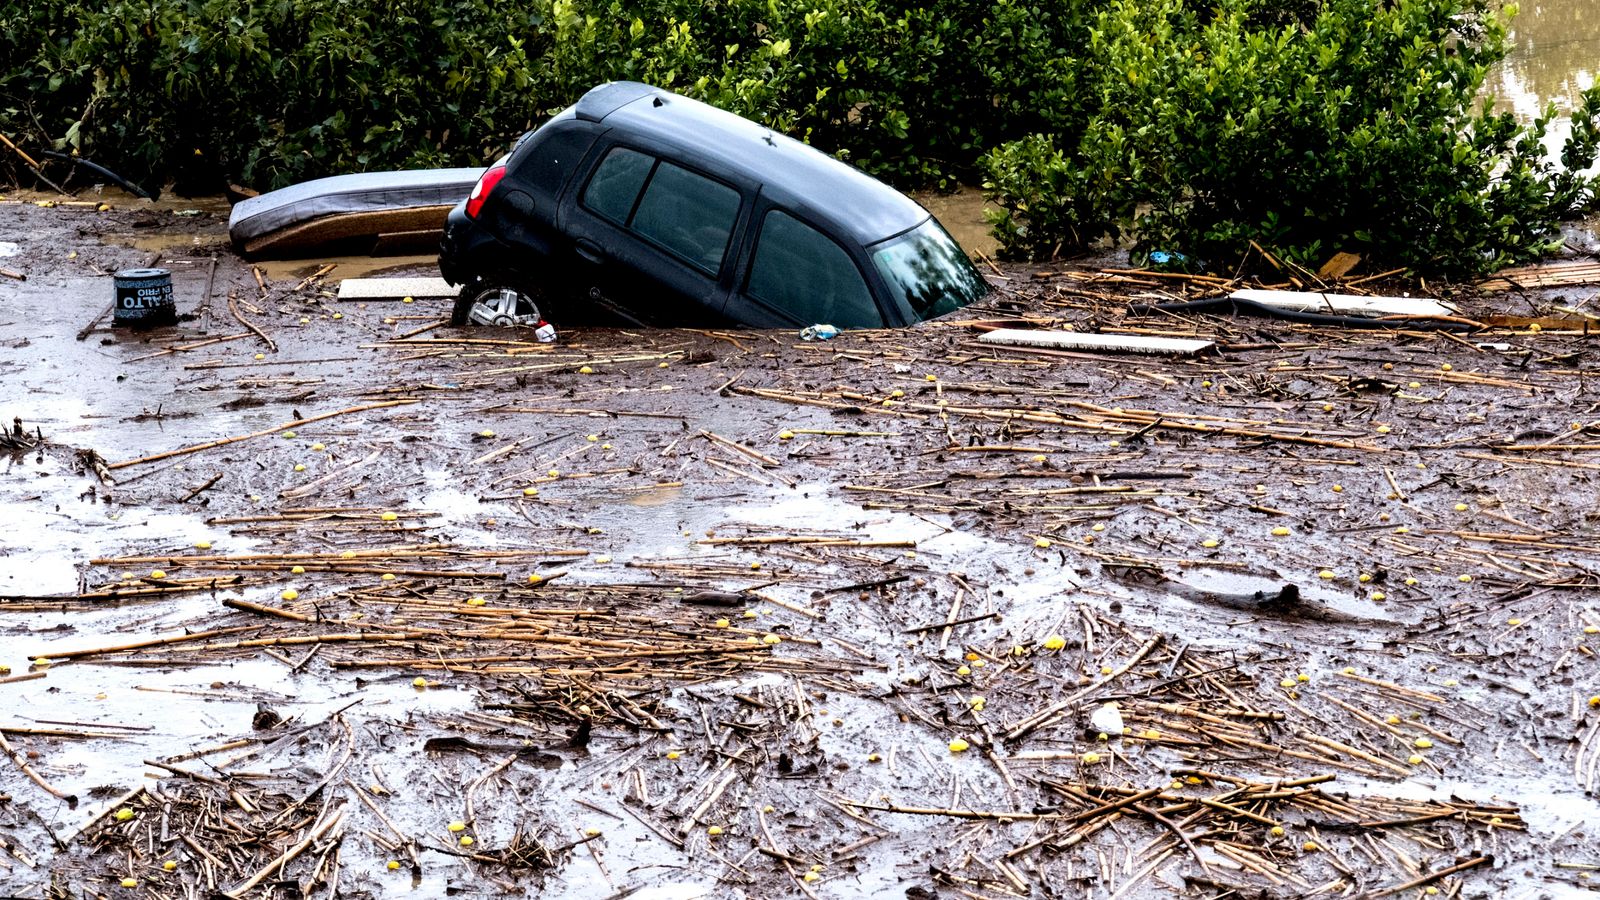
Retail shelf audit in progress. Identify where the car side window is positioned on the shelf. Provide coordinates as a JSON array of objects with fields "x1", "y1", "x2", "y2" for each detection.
[
  {"x1": 582, "y1": 147, "x2": 654, "y2": 225},
  {"x1": 746, "y1": 210, "x2": 882, "y2": 327},
  {"x1": 628, "y1": 161, "x2": 741, "y2": 276}
]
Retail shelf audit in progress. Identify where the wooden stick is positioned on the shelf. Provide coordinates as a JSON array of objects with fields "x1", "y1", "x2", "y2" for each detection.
[
  {"x1": 1371, "y1": 855, "x2": 1490, "y2": 896},
  {"x1": 0, "y1": 729, "x2": 75, "y2": 802},
  {"x1": 228, "y1": 287, "x2": 276, "y2": 351},
  {"x1": 107, "y1": 400, "x2": 416, "y2": 469},
  {"x1": 223, "y1": 804, "x2": 347, "y2": 898}
]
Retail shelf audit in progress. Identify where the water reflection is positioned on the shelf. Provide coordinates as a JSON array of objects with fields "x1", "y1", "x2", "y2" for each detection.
[{"x1": 1491, "y1": 0, "x2": 1600, "y2": 158}]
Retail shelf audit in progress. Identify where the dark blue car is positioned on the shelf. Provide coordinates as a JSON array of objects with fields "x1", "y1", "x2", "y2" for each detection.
[{"x1": 439, "y1": 81, "x2": 989, "y2": 328}]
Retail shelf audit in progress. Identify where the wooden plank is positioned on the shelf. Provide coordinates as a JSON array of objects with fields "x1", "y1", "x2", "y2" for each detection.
[
  {"x1": 1316, "y1": 252, "x2": 1362, "y2": 279},
  {"x1": 977, "y1": 329, "x2": 1214, "y2": 356},
  {"x1": 336, "y1": 276, "x2": 456, "y2": 301},
  {"x1": 1228, "y1": 288, "x2": 1456, "y2": 318}
]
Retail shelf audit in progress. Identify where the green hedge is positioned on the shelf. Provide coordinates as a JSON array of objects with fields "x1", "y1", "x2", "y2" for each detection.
[
  {"x1": 0, "y1": 0, "x2": 1079, "y2": 191},
  {"x1": 982, "y1": 0, "x2": 1600, "y2": 275},
  {"x1": 3, "y1": 0, "x2": 1595, "y2": 276}
]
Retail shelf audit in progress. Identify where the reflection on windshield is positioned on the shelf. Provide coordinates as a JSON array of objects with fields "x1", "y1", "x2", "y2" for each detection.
[{"x1": 870, "y1": 219, "x2": 990, "y2": 323}]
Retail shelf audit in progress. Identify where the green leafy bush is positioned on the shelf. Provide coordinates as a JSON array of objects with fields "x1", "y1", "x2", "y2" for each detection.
[
  {"x1": 982, "y1": 0, "x2": 1600, "y2": 275},
  {"x1": 0, "y1": 0, "x2": 1080, "y2": 191}
]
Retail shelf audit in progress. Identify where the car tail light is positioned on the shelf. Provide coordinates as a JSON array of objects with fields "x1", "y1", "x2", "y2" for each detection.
[{"x1": 465, "y1": 162, "x2": 508, "y2": 219}]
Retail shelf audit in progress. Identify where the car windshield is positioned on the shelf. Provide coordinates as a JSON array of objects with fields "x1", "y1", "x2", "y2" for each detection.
[{"x1": 869, "y1": 218, "x2": 989, "y2": 323}]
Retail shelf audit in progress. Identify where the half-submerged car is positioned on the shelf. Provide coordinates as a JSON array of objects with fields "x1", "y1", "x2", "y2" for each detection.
[{"x1": 439, "y1": 81, "x2": 990, "y2": 328}]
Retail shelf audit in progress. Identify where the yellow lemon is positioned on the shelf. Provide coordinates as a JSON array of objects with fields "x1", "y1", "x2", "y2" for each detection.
[
  {"x1": 948, "y1": 738, "x2": 970, "y2": 753},
  {"x1": 281, "y1": 589, "x2": 299, "y2": 601},
  {"x1": 1042, "y1": 634, "x2": 1066, "y2": 651}
]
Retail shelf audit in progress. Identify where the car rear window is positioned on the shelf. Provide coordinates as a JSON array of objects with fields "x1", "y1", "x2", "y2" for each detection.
[
  {"x1": 582, "y1": 147, "x2": 653, "y2": 224},
  {"x1": 747, "y1": 210, "x2": 882, "y2": 328},
  {"x1": 629, "y1": 161, "x2": 741, "y2": 276},
  {"x1": 870, "y1": 218, "x2": 989, "y2": 323}
]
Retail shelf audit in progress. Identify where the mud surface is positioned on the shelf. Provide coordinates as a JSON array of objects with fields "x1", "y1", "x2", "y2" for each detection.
[{"x1": 3, "y1": 199, "x2": 1600, "y2": 898}]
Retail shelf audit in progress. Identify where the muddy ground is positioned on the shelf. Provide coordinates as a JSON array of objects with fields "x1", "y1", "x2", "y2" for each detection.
[{"x1": 2, "y1": 196, "x2": 1600, "y2": 899}]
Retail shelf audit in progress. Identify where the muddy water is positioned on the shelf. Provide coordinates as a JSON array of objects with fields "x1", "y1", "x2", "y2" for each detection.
[{"x1": 1493, "y1": 0, "x2": 1600, "y2": 130}]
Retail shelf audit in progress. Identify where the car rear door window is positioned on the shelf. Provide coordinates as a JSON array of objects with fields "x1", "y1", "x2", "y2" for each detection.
[
  {"x1": 746, "y1": 210, "x2": 882, "y2": 327},
  {"x1": 628, "y1": 161, "x2": 741, "y2": 276},
  {"x1": 582, "y1": 147, "x2": 654, "y2": 224}
]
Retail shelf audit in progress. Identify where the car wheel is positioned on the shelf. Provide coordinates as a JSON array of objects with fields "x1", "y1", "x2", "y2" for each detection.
[{"x1": 451, "y1": 281, "x2": 550, "y2": 327}]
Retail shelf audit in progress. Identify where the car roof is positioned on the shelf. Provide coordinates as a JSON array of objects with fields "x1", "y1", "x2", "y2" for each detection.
[{"x1": 575, "y1": 82, "x2": 929, "y2": 245}]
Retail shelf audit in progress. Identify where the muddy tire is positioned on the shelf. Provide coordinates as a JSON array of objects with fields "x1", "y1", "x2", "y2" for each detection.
[{"x1": 450, "y1": 280, "x2": 552, "y2": 328}]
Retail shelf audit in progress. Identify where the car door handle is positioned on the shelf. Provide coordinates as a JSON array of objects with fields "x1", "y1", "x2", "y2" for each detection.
[{"x1": 575, "y1": 241, "x2": 604, "y2": 264}]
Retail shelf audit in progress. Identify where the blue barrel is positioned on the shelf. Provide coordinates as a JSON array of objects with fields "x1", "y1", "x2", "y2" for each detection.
[{"x1": 113, "y1": 268, "x2": 176, "y2": 329}]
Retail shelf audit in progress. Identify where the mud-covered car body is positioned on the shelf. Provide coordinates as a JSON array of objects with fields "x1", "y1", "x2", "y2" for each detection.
[{"x1": 439, "y1": 81, "x2": 988, "y2": 328}]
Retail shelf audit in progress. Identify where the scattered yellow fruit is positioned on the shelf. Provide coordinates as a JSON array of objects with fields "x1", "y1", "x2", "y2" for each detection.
[
  {"x1": 1043, "y1": 634, "x2": 1066, "y2": 651},
  {"x1": 387, "y1": 860, "x2": 401, "y2": 870},
  {"x1": 968, "y1": 698, "x2": 986, "y2": 711},
  {"x1": 956, "y1": 665, "x2": 971, "y2": 676},
  {"x1": 380, "y1": 511, "x2": 398, "y2": 521},
  {"x1": 1270, "y1": 825, "x2": 1284, "y2": 836},
  {"x1": 1459, "y1": 574, "x2": 1473, "y2": 583},
  {"x1": 459, "y1": 836, "x2": 473, "y2": 846},
  {"x1": 762, "y1": 634, "x2": 782, "y2": 645},
  {"x1": 1405, "y1": 577, "x2": 1418, "y2": 586},
  {"x1": 1331, "y1": 484, "x2": 1343, "y2": 493},
  {"x1": 381, "y1": 573, "x2": 395, "y2": 581},
  {"x1": 528, "y1": 574, "x2": 543, "y2": 584},
  {"x1": 293, "y1": 464, "x2": 306, "y2": 472},
  {"x1": 948, "y1": 738, "x2": 970, "y2": 753},
  {"x1": 1296, "y1": 673, "x2": 1309, "y2": 682},
  {"x1": 867, "y1": 753, "x2": 881, "y2": 762},
  {"x1": 1302, "y1": 841, "x2": 1318, "y2": 852},
  {"x1": 447, "y1": 821, "x2": 466, "y2": 833},
  {"x1": 707, "y1": 826, "x2": 723, "y2": 836},
  {"x1": 1415, "y1": 737, "x2": 1434, "y2": 749},
  {"x1": 1318, "y1": 570, "x2": 1335, "y2": 580},
  {"x1": 586, "y1": 434, "x2": 599, "y2": 442},
  {"x1": 579, "y1": 366, "x2": 595, "y2": 374},
  {"x1": 1507, "y1": 618, "x2": 1522, "y2": 626},
  {"x1": 163, "y1": 861, "x2": 177, "y2": 871},
  {"x1": 466, "y1": 598, "x2": 487, "y2": 607},
  {"x1": 1529, "y1": 323, "x2": 1541, "y2": 333},
  {"x1": 115, "y1": 808, "x2": 135, "y2": 821},
  {"x1": 584, "y1": 827, "x2": 601, "y2": 836},
  {"x1": 195, "y1": 540, "x2": 212, "y2": 550},
  {"x1": 1280, "y1": 678, "x2": 1297, "y2": 688},
  {"x1": 523, "y1": 487, "x2": 538, "y2": 496},
  {"x1": 1201, "y1": 538, "x2": 1219, "y2": 548},
  {"x1": 121, "y1": 878, "x2": 138, "y2": 888},
  {"x1": 1271, "y1": 526, "x2": 1290, "y2": 536},
  {"x1": 311, "y1": 443, "x2": 325, "y2": 451},
  {"x1": 1372, "y1": 592, "x2": 1386, "y2": 601},
  {"x1": 254, "y1": 353, "x2": 265, "y2": 360},
  {"x1": 1589, "y1": 696, "x2": 1600, "y2": 708},
  {"x1": 413, "y1": 677, "x2": 428, "y2": 688},
  {"x1": 291, "y1": 565, "x2": 306, "y2": 574},
  {"x1": 332, "y1": 312, "x2": 343, "y2": 320},
  {"x1": 1034, "y1": 537, "x2": 1052, "y2": 549},
  {"x1": 479, "y1": 429, "x2": 495, "y2": 438},
  {"x1": 1454, "y1": 503, "x2": 1469, "y2": 512},
  {"x1": 402, "y1": 296, "x2": 414, "y2": 304},
  {"x1": 602, "y1": 443, "x2": 612, "y2": 450},
  {"x1": 1586, "y1": 625, "x2": 1599, "y2": 635},
  {"x1": 150, "y1": 570, "x2": 166, "y2": 580},
  {"x1": 1395, "y1": 526, "x2": 1409, "y2": 534},
  {"x1": 1409, "y1": 754, "x2": 1424, "y2": 765},
  {"x1": 1376, "y1": 425, "x2": 1391, "y2": 434},
  {"x1": 548, "y1": 469, "x2": 560, "y2": 477},
  {"x1": 926, "y1": 374, "x2": 938, "y2": 382},
  {"x1": 1081, "y1": 751, "x2": 1101, "y2": 764},
  {"x1": 666, "y1": 751, "x2": 681, "y2": 760},
  {"x1": 281, "y1": 589, "x2": 299, "y2": 601}
]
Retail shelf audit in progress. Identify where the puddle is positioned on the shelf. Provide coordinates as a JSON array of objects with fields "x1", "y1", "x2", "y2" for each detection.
[{"x1": 256, "y1": 253, "x2": 440, "y2": 284}]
